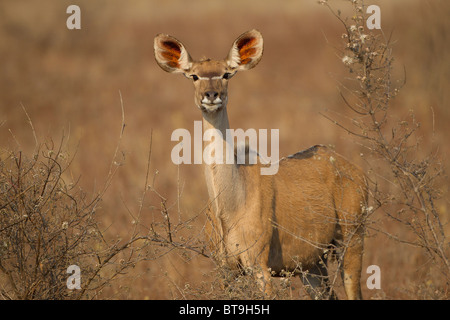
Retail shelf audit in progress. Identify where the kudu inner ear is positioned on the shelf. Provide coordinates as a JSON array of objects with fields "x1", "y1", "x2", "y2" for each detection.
[
  {"x1": 227, "y1": 29, "x2": 263, "y2": 71},
  {"x1": 154, "y1": 34, "x2": 192, "y2": 74}
]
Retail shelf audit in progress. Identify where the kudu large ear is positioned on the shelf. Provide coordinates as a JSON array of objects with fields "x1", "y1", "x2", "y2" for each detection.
[
  {"x1": 227, "y1": 29, "x2": 263, "y2": 71},
  {"x1": 154, "y1": 34, "x2": 192, "y2": 74}
]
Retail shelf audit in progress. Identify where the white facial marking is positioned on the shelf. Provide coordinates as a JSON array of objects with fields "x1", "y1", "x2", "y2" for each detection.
[{"x1": 197, "y1": 76, "x2": 223, "y2": 81}]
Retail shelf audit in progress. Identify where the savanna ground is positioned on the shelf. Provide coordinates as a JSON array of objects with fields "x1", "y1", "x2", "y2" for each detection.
[{"x1": 0, "y1": 0, "x2": 449, "y2": 299}]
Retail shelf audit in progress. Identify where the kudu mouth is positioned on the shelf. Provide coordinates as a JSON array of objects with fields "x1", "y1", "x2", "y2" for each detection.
[
  {"x1": 198, "y1": 95, "x2": 226, "y2": 113},
  {"x1": 200, "y1": 104, "x2": 223, "y2": 113}
]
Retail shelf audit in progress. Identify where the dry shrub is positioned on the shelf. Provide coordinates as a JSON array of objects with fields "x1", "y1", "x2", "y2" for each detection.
[
  {"x1": 0, "y1": 137, "x2": 106, "y2": 299},
  {"x1": 0, "y1": 131, "x2": 162, "y2": 299},
  {"x1": 320, "y1": 0, "x2": 449, "y2": 298},
  {"x1": 0, "y1": 123, "x2": 209, "y2": 300}
]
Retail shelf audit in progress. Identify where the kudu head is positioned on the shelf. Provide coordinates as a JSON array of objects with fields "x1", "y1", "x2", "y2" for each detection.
[{"x1": 154, "y1": 29, "x2": 263, "y2": 113}]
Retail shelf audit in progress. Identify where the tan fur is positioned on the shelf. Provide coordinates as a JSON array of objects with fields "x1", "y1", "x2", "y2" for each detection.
[{"x1": 154, "y1": 30, "x2": 368, "y2": 300}]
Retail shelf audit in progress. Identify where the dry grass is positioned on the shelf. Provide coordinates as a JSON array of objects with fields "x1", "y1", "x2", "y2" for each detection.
[{"x1": 0, "y1": 0, "x2": 449, "y2": 299}]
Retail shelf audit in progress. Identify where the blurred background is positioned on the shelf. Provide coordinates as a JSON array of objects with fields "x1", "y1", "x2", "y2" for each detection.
[{"x1": 0, "y1": 0, "x2": 449, "y2": 299}]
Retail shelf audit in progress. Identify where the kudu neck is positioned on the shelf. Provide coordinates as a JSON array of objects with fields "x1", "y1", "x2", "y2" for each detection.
[
  {"x1": 201, "y1": 107, "x2": 245, "y2": 216},
  {"x1": 201, "y1": 107, "x2": 230, "y2": 135}
]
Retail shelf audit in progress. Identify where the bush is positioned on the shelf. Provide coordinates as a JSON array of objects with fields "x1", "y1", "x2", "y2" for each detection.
[
  {"x1": 321, "y1": 0, "x2": 449, "y2": 296},
  {"x1": 0, "y1": 135, "x2": 154, "y2": 299}
]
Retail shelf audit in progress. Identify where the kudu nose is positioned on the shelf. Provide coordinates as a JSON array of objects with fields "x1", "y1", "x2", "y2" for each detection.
[{"x1": 205, "y1": 91, "x2": 219, "y2": 101}]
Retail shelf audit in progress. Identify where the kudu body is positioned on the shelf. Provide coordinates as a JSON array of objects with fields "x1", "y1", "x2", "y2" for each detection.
[{"x1": 154, "y1": 30, "x2": 368, "y2": 300}]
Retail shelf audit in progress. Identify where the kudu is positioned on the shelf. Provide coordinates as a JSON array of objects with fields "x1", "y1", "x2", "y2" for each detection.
[{"x1": 154, "y1": 29, "x2": 368, "y2": 299}]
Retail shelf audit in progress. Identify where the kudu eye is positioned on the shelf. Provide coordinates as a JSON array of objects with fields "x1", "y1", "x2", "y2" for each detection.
[
  {"x1": 222, "y1": 72, "x2": 232, "y2": 80},
  {"x1": 191, "y1": 74, "x2": 199, "y2": 81}
]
